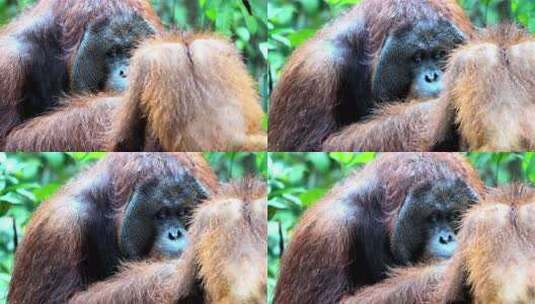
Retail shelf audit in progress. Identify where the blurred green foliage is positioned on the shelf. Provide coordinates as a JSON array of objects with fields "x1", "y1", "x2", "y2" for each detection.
[
  {"x1": 0, "y1": 152, "x2": 266, "y2": 303},
  {"x1": 268, "y1": 0, "x2": 535, "y2": 88},
  {"x1": 267, "y1": 152, "x2": 535, "y2": 303},
  {"x1": 0, "y1": 0, "x2": 268, "y2": 110}
]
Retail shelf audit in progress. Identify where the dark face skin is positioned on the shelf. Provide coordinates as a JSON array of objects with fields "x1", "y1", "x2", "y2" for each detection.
[
  {"x1": 149, "y1": 188, "x2": 191, "y2": 257},
  {"x1": 71, "y1": 13, "x2": 155, "y2": 93},
  {"x1": 391, "y1": 178, "x2": 479, "y2": 264},
  {"x1": 423, "y1": 211, "x2": 458, "y2": 259},
  {"x1": 372, "y1": 19, "x2": 466, "y2": 102},
  {"x1": 119, "y1": 175, "x2": 208, "y2": 260},
  {"x1": 104, "y1": 51, "x2": 130, "y2": 92}
]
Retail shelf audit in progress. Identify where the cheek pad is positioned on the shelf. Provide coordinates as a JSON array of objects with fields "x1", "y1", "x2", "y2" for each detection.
[{"x1": 372, "y1": 59, "x2": 412, "y2": 101}]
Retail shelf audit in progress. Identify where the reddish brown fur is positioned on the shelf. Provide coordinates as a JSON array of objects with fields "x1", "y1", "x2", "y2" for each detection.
[
  {"x1": 345, "y1": 184, "x2": 535, "y2": 304},
  {"x1": 0, "y1": 0, "x2": 162, "y2": 143},
  {"x1": 322, "y1": 98, "x2": 452, "y2": 151},
  {"x1": 193, "y1": 178, "x2": 267, "y2": 303},
  {"x1": 5, "y1": 95, "x2": 119, "y2": 151},
  {"x1": 70, "y1": 258, "x2": 196, "y2": 304},
  {"x1": 0, "y1": 0, "x2": 162, "y2": 48},
  {"x1": 8, "y1": 153, "x2": 218, "y2": 304},
  {"x1": 342, "y1": 262, "x2": 447, "y2": 304},
  {"x1": 447, "y1": 25, "x2": 535, "y2": 151},
  {"x1": 274, "y1": 153, "x2": 484, "y2": 304},
  {"x1": 440, "y1": 184, "x2": 535, "y2": 303},
  {"x1": 322, "y1": 24, "x2": 535, "y2": 152},
  {"x1": 268, "y1": 0, "x2": 473, "y2": 151},
  {"x1": 4, "y1": 32, "x2": 267, "y2": 152},
  {"x1": 67, "y1": 178, "x2": 267, "y2": 304},
  {"x1": 110, "y1": 33, "x2": 266, "y2": 152}
]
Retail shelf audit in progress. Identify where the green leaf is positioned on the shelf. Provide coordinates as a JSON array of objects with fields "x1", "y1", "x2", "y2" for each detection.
[
  {"x1": 299, "y1": 188, "x2": 327, "y2": 206},
  {"x1": 288, "y1": 29, "x2": 316, "y2": 47},
  {"x1": 236, "y1": 26, "x2": 251, "y2": 41},
  {"x1": 33, "y1": 183, "x2": 62, "y2": 201},
  {"x1": 0, "y1": 193, "x2": 23, "y2": 205}
]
